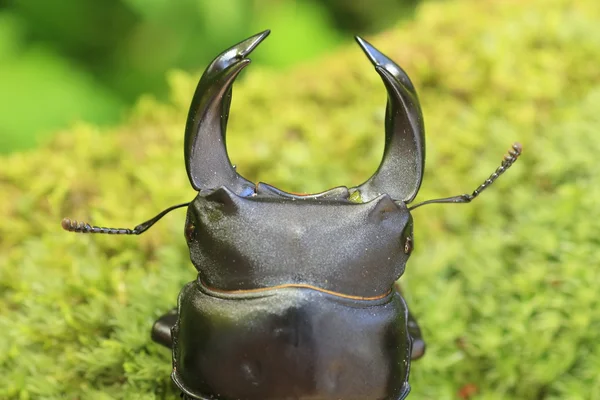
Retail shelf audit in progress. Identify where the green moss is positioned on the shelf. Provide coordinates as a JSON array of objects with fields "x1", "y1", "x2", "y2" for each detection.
[
  {"x1": 348, "y1": 190, "x2": 363, "y2": 204},
  {"x1": 1, "y1": 0, "x2": 600, "y2": 398}
]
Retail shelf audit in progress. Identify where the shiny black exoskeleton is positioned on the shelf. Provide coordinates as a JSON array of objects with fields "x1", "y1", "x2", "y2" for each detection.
[{"x1": 63, "y1": 30, "x2": 521, "y2": 400}]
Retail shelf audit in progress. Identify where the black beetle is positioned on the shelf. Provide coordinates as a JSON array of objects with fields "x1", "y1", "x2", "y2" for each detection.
[{"x1": 62, "y1": 30, "x2": 521, "y2": 400}]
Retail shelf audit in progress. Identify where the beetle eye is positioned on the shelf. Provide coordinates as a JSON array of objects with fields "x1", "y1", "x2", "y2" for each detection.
[
  {"x1": 404, "y1": 236, "x2": 413, "y2": 255},
  {"x1": 185, "y1": 222, "x2": 195, "y2": 242}
]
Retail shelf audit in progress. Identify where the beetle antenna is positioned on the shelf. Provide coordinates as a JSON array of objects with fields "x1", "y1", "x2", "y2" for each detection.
[
  {"x1": 408, "y1": 142, "x2": 522, "y2": 211},
  {"x1": 61, "y1": 202, "x2": 190, "y2": 235}
]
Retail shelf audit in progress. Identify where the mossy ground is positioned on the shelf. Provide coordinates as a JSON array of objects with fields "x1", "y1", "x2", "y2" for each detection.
[{"x1": 1, "y1": 0, "x2": 600, "y2": 398}]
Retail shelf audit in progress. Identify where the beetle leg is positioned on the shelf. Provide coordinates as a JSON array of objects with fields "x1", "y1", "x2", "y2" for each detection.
[
  {"x1": 394, "y1": 282, "x2": 426, "y2": 360},
  {"x1": 151, "y1": 307, "x2": 178, "y2": 349},
  {"x1": 407, "y1": 307, "x2": 426, "y2": 360}
]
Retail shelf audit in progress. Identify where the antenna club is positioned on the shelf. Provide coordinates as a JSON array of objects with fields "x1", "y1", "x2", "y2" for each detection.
[
  {"x1": 408, "y1": 140, "x2": 522, "y2": 211},
  {"x1": 60, "y1": 202, "x2": 190, "y2": 235},
  {"x1": 61, "y1": 218, "x2": 89, "y2": 233},
  {"x1": 507, "y1": 142, "x2": 522, "y2": 159},
  {"x1": 512, "y1": 142, "x2": 523, "y2": 154},
  {"x1": 503, "y1": 142, "x2": 522, "y2": 164},
  {"x1": 61, "y1": 218, "x2": 75, "y2": 232}
]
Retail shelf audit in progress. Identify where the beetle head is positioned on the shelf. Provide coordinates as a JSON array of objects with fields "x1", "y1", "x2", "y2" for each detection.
[
  {"x1": 61, "y1": 31, "x2": 520, "y2": 296},
  {"x1": 178, "y1": 31, "x2": 425, "y2": 296},
  {"x1": 184, "y1": 186, "x2": 414, "y2": 297}
]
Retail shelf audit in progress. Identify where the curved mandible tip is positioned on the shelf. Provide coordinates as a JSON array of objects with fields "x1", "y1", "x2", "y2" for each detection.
[
  {"x1": 184, "y1": 30, "x2": 270, "y2": 194},
  {"x1": 352, "y1": 36, "x2": 425, "y2": 203}
]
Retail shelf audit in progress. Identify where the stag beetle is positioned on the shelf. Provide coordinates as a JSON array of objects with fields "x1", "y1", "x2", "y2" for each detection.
[{"x1": 62, "y1": 30, "x2": 521, "y2": 400}]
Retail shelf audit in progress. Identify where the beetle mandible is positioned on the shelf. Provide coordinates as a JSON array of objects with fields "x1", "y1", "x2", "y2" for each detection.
[{"x1": 62, "y1": 30, "x2": 521, "y2": 400}]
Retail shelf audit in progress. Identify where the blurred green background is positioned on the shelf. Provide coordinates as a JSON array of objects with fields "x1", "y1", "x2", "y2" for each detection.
[{"x1": 0, "y1": 0, "x2": 419, "y2": 153}]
